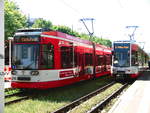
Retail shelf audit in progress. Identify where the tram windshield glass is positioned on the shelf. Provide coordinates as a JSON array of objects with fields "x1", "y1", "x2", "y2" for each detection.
[
  {"x1": 12, "y1": 44, "x2": 39, "y2": 69},
  {"x1": 113, "y1": 43, "x2": 130, "y2": 67}
]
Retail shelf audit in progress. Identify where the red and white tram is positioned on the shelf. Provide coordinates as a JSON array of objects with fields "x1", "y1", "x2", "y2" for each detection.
[{"x1": 11, "y1": 28, "x2": 111, "y2": 89}]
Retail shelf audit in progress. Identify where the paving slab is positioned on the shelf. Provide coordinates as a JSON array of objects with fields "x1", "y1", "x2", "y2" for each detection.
[{"x1": 108, "y1": 71, "x2": 150, "y2": 113}]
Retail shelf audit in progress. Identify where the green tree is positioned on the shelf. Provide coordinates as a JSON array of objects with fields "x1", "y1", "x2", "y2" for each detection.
[
  {"x1": 53, "y1": 25, "x2": 112, "y2": 47},
  {"x1": 5, "y1": 0, "x2": 27, "y2": 40},
  {"x1": 79, "y1": 33, "x2": 112, "y2": 47},
  {"x1": 79, "y1": 33, "x2": 90, "y2": 40},
  {"x1": 93, "y1": 36, "x2": 112, "y2": 47},
  {"x1": 52, "y1": 25, "x2": 80, "y2": 37},
  {"x1": 32, "y1": 18, "x2": 52, "y2": 29}
]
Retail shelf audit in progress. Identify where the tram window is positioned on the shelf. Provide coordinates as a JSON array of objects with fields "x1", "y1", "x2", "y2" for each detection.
[
  {"x1": 131, "y1": 51, "x2": 138, "y2": 66},
  {"x1": 74, "y1": 51, "x2": 78, "y2": 67},
  {"x1": 22, "y1": 46, "x2": 28, "y2": 59},
  {"x1": 100, "y1": 55, "x2": 104, "y2": 65},
  {"x1": 61, "y1": 46, "x2": 73, "y2": 68},
  {"x1": 106, "y1": 54, "x2": 111, "y2": 65},
  {"x1": 40, "y1": 44, "x2": 54, "y2": 69},
  {"x1": 96, "y1": 55, "x2": 101, "y2": 66},
  {"x1": 85, "y1": 53, "x2": 93, "y2": 66}
]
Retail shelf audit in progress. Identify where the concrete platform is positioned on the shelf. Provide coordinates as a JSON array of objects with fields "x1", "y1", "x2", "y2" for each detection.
[{"x1": 108, "y1": 71, "x2": 150, "y2": 113}]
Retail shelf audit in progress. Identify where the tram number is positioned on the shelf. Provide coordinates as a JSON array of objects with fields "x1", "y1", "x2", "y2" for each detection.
[{"x1": 59, "y1": 70, "x2": 74, "y2": 78}]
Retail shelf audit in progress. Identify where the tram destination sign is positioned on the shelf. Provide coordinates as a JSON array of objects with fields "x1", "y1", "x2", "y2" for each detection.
[
  {"x1": 115, "y1": 46, "x2": 129, "y2": 49},
  {"x1": 14, "y1": 35, "x2": 39, "y2": 42},
  {"x1": 114, "y1": 43, "x2": 130, "y2": 50}
]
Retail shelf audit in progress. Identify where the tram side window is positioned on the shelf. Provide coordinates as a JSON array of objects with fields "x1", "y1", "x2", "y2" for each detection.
[
  {"x1": 145, "y1": 55, "x2": 148, "y2": 65},
  {"x1": 106, "y1": 54, "x2": 111, "y2": 65},
  {"x1": 131, "y1": 51, "x2": 138, "y2": 66},
  {"x1": 96, "y1": 55, "x2": 101, "y2": 66},
  {"x1": 61, "y1": 46, "x2": 73, "y2": 68},
  {"x1": 141, "y1": 52, "x2": 146, "y2": 66},
  {"x1": 85, "y1": 53, "x2": 93, "y2": 66},
  {"x1": 100, "y1": 55, "x2": 104, "y2": 65},
  {"x1": 74, "y1": 51, "x2": 78, "y2": 67},
  {"x1": 40, "y1": 44, "x2": 54, "y2": 69}
]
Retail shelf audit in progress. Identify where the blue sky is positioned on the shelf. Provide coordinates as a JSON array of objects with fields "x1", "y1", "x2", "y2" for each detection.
[{"x1": 13, "y1": 0, "x2": 150, "y2": 52}]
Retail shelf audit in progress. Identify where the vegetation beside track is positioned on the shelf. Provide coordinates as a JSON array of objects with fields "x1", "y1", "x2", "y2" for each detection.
[
  {"x1": 68, "y1": 83, "x2": 123, "y2": 113},
  {"x1": 5, "y1": 76, "x2": 113, "y2": 113},
  {"x1": 5, "y1": 89, "x2": 21, "y2": 95}
]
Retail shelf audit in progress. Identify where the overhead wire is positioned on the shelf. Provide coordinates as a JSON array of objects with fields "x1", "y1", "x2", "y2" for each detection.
[
  {"x1": 57, "y1": 0, "x2": 95, "y2": 34},
  {"x1": 57, "y1": 0, "x2": 84, "y2": 18}
]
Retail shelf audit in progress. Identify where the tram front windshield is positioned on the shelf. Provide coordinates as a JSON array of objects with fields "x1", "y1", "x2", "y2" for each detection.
[
  {"x1": 12, "y1": 44, "x2": 39, "y2": 69},
  {"x1": 113, "y1": 51, "x2": 130, "y2": 67}
]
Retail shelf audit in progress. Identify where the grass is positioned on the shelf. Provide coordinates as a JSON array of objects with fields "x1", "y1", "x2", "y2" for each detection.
[
  {"x1": 5, "y1": 96, "x2": 23, "y2": 103},
  {"x1": 5, "y1": 76, "x2": 113, "y2": 113},
  {"x1": 5, "y1": 88, "x2": 21, "y2": 95}
]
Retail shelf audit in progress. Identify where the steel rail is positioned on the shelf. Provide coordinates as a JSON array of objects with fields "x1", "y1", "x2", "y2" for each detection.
[
  {"x1": 87, "y1": 83, "x2": 128, "y2": 113},
  {"x1": 5, "y1": 96, "x2": 29, "y2": 105},
  {"x1": 52, "y1": 82, "x2": 115, "y2": 113},
  {"x1": 5, "y1": 91, "x2": 24, "y2": 98}
]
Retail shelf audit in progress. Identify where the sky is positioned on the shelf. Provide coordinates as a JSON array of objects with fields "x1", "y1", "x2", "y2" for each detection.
[{"x1": 13, "y1": 0, "x2": 150, "y2": 53}]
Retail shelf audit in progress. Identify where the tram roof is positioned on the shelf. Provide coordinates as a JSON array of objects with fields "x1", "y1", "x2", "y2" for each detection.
[
  {"x1": 16, "y1": 28, "x2": 51, "y2": 32},
  {"x1": 14, "y1": 28, "x2": 111, "y2": 51},
  {"x1": 113, "y1": 40, "x2": 149, "y2": 56},
  {"x1": 113, "y1": 40, "x2": 136, "y2": 44}
]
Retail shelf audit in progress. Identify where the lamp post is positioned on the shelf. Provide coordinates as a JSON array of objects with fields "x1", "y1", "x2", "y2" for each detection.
[{"x1": 0, "y1": 0, "x2": 4, "y2": 112}]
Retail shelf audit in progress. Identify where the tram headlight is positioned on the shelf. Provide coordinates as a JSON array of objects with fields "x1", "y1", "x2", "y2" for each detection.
[
  {"x1": 30, "y1": 71, "x2": 39, "y2": 75},
  {"x1": 11, "y1": 70, "x2": 17, "y2": 75}
]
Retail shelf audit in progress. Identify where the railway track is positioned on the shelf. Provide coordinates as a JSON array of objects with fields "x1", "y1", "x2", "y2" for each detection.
[
  {"x1": 5, "y1": 96, "x2": 29, "y2": 105},
  {"x1": 5, "y1": 88, "x2": 14, "y2": 92},
  {"x1": 5, "y1": 91, "x2": 24, "y2": 98},
  {"x1": 5, "y1": 88, "x2": 24, "y2": 98},
  {"x1": 51, "y1": 81, "x2": 115, "y2": 113},
  {"x1": 5, "y1": 90, "x2": 29, "y2": 105},
  {"x1": 87, "y1": 83, "x2": 128, "y2": 113},
  {"x1": 5, "y1": 76, "x2": 113, "y2": 107},
  {"x1": 5, "y1": 88, "x2": 20, "y2": 95}
]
